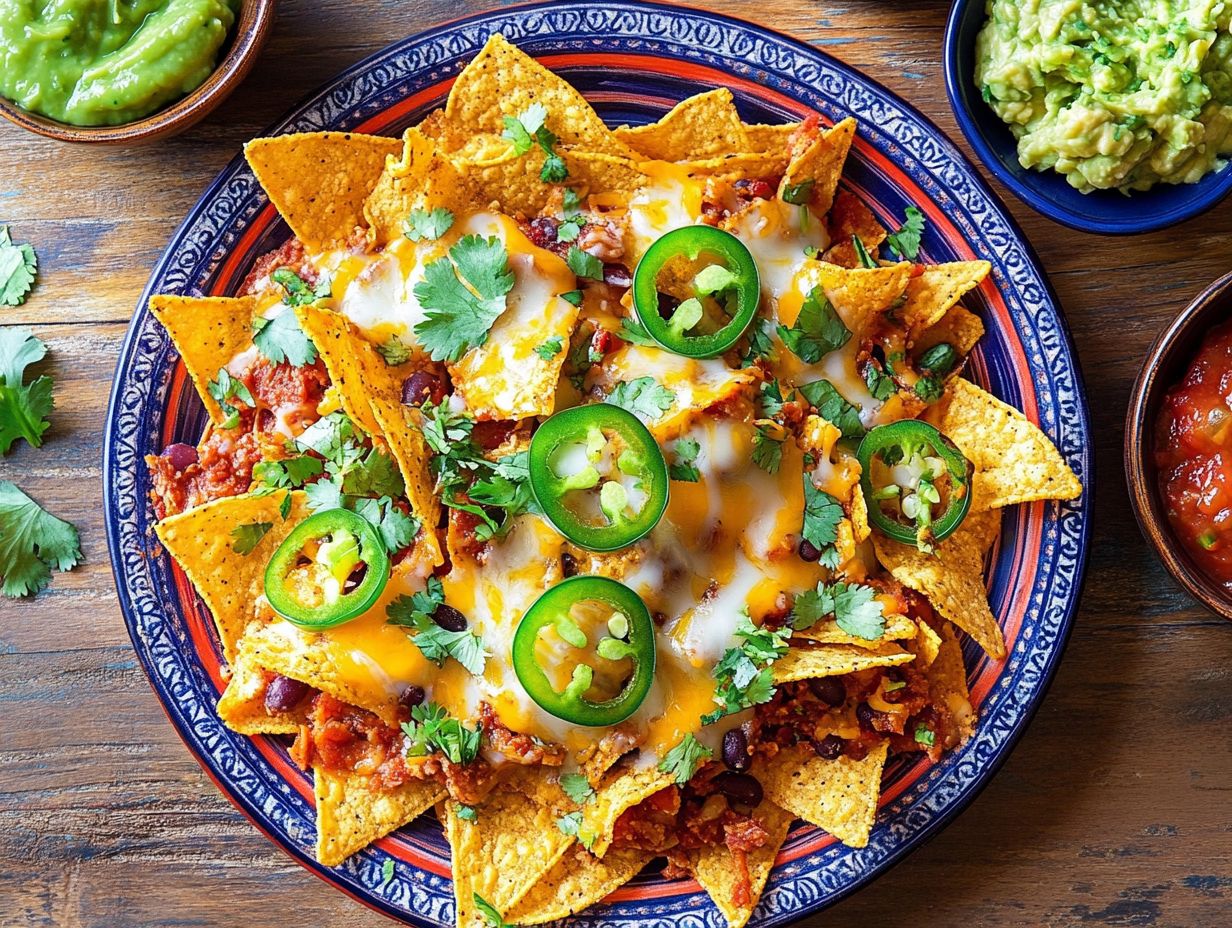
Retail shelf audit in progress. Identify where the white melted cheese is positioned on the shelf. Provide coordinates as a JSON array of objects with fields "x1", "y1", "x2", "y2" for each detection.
[
  {"x1": 726, "y1": 198, "x2": 829, "y2": 304},
  {"x1": 625, "y1": 165, "x2": 705, "y2": 261}
]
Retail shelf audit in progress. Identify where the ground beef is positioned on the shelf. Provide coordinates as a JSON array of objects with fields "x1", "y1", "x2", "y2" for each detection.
[
  {"x1": 147, "y1": 421, "x2": 268, "y2": 519},
  {"x1": 480, "y1": 703, "x2": 565, "y2": 766}
]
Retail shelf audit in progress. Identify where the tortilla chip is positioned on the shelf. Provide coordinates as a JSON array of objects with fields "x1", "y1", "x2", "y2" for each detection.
[
  {"x1": 364, "y1": 127, "x2": 475, "y2": 247},
  {"x1": 914, "y1": 304, "x2": 985, "y2": 357},
  {"x1": 149, "y1": 294, "x2": 261, "y2": 426},
  {"x1": 793, "y1": 612, "x2": 917, "y2": 648},
  {"x1": 780, "y1": 117, "x2": 856, "y2": 216},
  {"x1": 772, "y1": 643, "x2": 915, "y2": 683},
  {"x1": 744, "y1": 122, "x2": 797, "y2": 152},
  {"x1": 817, "y1": 261, "x2": 912, "y2": 333},
  {"x1": 899, "y1": 262, "x2": 991, "y2": 335},
  {"x1": 155, "y1": 490, "x2": 308, "y2": 659},
  {"x1": 872, "y1": 511, "x2": 1007, "y2": 659},
  {"x1": 932, "y1": 378, "x2": 1082, "y2": 510},
  {"x1": 506, "y1": 844, "x2": 652, "y2": 925},
  {"x1": 315, "y1": 768, "x2": 442, "y2": 867},
  {"x1": 584, "y1": 764, "x2": 676, "y2": 857},
  {"x1": 216, "y1": 639, "x2": 304, "y2": 735},
  {"x1": 616, "y1": 89, "x2": 751, "y2": 161},
  {"x1": 926, "y1": 621, "x2": 976, "y2": 743},
  {"x1": 851, "y1": 482, "x2": 871, "y2": 542},
  {"x1": 444, "y1": 788, "x2": 575, "y2": 928},
  {"x1": 913, "y1": 618, "x2": 943, "y2": 667},
  {"x1": 667, "y1": 151, "x2": 794, "y2": 180},
  {"x1": 688, "y1": 797, "x2": 794, "y2": 928},
  {"x1": 822, "y1": 190, "x2": 888, "y2": 267},
  {"x1": 760, "y1": 741, "x2": 889, "y2": 847},
  {"x1": 245, "y1": 132, "x2": 402, "y2": 250}
]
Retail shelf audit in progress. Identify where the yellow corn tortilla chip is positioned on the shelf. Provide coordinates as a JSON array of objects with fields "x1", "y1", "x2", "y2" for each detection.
[
  {"x1": 364, "y1": 127, "x2": 476, "y2": 247},
  {"x1": 872, "y1": 511, "x2": 1006, "y2": 659},
  {"x1": 925, "y1": 620, "x2": 977, "y2": 743},
  {"x1": 155, "y1": 490, "x2": 308, "y2": 659},
  {"x1": 245, "y1": 132, "x2": 402, "y2": 250},
  {"x1": 913, "y1": 617, "x2": 943, "y2": 667},
  {"x1": 851, "y1": 482, "x2": 871, "y2": 542},
  {"x1": 315, "y1": 767, "x2": 443, "y2": 867},
  {"x1": 793, "y1": 612, "x2": 917, "y2": 648},
  {"x1": 780, "y1": 117, "x2": 856, "y2": 216},
  {"x1": 817, "y1": 261, "x2": 912, "y2": 334},
  {"x1": 822, "y1": 189, "x2": 888, "y2": 268},
  {"x1": 931, "y1": 377, "x2": 1082, "y2": 510},
  {"x1": 149, "y1": 294, "x2": 261, "y2": 426},
  {"x1": 899, "y1": 261, "x2": 991, "y2": 335},
  {"x1": 217, "y1": 639, "x2": 305, "y2": 735},
  {"x1": 583, "y1": 764, "x2": 676, "y2": 857},
  {"x1": 444, "y1": 788, "x2": 575, "y2": 928},
  {"x1": 506, "y1": 844, "x2": 653, "y2": 925},
  {"x1": 615, "y1": 89, "x2": 751, "y2": 161},
  {"x1": 772, "y1": 643, "x2": 915, "y2": 683},
  {"x1": 914, "y1": 304, "x2": 985, "y2": 357},
  {"x1": 744, "y1": 122, "x2": 797, "y2": 152},
  {"x1": 760, "y1": 741, "x2": 889, "y2": 848},
  {"x1": 687, "y1": 797, "x2": 794, "y2": 928},
  {"x1": 666, "y1": 151, "x2": 793, "y2": 179}
]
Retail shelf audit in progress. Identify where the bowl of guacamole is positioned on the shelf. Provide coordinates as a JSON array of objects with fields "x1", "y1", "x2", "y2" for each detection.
[
  {"x1": 945, "y1": 0, "x2": 1232, "y2": 234},
  {"x1": 0, "y1": 0, "x2": 275, "y2": 142}
]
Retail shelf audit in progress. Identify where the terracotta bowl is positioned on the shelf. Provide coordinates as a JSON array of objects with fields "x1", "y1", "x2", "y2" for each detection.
[
  {"x1": 1125, "y1": 270, "x2": 1232, "y2": 620},
  {"x1": 0, "y1": 0, "x2": 276, "y2": 144}
]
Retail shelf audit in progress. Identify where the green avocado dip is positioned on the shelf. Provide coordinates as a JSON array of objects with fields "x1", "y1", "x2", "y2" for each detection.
[
  {"x1": 0, "y1": 0, "x2": 239, "y2": 127},
  {"x1": 975, "y1": 1, "x2": 1232, "y2": 193}
]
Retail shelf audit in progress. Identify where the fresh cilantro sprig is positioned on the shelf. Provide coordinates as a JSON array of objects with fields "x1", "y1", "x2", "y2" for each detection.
[
  {"x1": 557, "y1": 188, "x2": 586, "y2": 242},
  {"x1": 752, "y1": 425, "x2": 783, "y2": 474},
  {"x1": 502, "y1": 103, "x2": 568, "y2": 183},
  {"x1": 617, "y1": 316, "x2": 656, "y2": 347},
  {"x1": 605, "y1": 377, "x2": 674, "y2": 423},
  {"x1": 801, "y1": 461, "x2": 845, "y2": 568},
  {"x1": 352, "y1": 496, "x2": 420, "y2": 551},
  {"x1": 403, "y1": 702, "x2": 481, "y2": 765},
  {"x1": 555, "y1": 811, "x2": 597, "y2": 849},
  {"x1": 0, "y1": 327, "x2": 53, "y2": 454},
  {"x1": 377, "y1": 337, "x2": 413, "y2": 366},
  {"x1": 230, "y1": 521, "x2": 273, "y2": 555},
  {"x1": 798, "y1": 380, "x2": 865, "y2": 440},
  {"x1": 790, "y1": 580, "x2": 886, "y2": 639},
  {"x1": 740, "y1": 318, "x2": 776, "y2": 368},
  {"x1": 535, "y1": 337, "x2": 563, "y2": 360},
  {"x1": 414, "y1": 235, "x2": 515, "y2": 362},
  {"x1": 271, "y1": 267, "x2": 331, "y2": 306},
  {"x1": 669, "y1": 437, "x2": 700, "y2": 482},
  {"x1": 387, "y1": 576, "x2": 488, "y2": 674},
  {"x1": 701, "y1": 611, "x2": 791, "y2": 725},
  {"x1": 403, "y1": 207, "x2": 455, "y2": 243},
  {"x1": 884, "y1": 206, "x2": 925, "y2": 260},
  {"x1": 776, "y1": 288, "x2": 850, "y2": 363},
  {"x1": 253, "y1": 309, "x2": 318, "y2": 367},
  {"x1": 252, "y1": 455, "x2": 324, "y2": 490},
  {"x1": 863, "y1": 361, "x2": 897, "y2": 401},
  {"x1": 566, "y1": 246, "x2": 604, "y2": 281},
  {"x1": 0, "y1": 481, "x2": 81, "y2": 598},
  {"x1": 559, "y1": 772, "x2": 596, "y2": 805},
  {"x1": 851, "y1": 234, "x2": 878, "y2": 269},
  {"x1": 207, "y1": 368, "x2": 254, "y2": 430},
  {"x1": 658, "y1": 733, "x2": 714, "y2": 784},
  {"x1": 0, "y1": 226, "x2": 37, "y2": 306}
]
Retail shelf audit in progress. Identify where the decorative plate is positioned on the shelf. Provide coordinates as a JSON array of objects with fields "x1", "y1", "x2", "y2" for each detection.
[{"x1": 104, "y1": 2, "x2": 1093, "y2": 925}]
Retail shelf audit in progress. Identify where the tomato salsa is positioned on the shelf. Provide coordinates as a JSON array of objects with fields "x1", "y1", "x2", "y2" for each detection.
[{"x1": 1156, "y1": 321, "x2": 1232, "y2": 590}]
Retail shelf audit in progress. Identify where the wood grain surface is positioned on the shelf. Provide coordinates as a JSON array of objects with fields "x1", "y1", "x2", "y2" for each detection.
[{"x1": 2, "y1": 1, "x2": 1231, "y2": 926}]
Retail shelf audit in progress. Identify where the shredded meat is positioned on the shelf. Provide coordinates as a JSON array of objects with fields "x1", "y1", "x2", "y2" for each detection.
[
  {"x1": 147, "y1": 422, "x2": 268, "y2": 519},
  {"x1": 240, "y1": 237, "x2": 317, "y2": 295},
  {"x1": 480, "y1": 703, "x2": 565, "y2": 766}
]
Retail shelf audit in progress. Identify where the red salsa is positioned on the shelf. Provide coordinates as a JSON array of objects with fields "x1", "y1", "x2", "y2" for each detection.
[{"x1": 1156, "y1": 320, "x2": 1232, "y2": 589}]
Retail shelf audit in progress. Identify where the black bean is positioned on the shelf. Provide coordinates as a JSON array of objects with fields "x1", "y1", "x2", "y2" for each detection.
[
  {"x1": 432, "y1": 603, "x2": 468, "y2": 632},
  {"x1": 401, "y1": 371, "x2": 443, "y2": 406},
  {"x1": 528, "y1": 217, "x2": 559, "y2": 247},
  {"x1": 811, "y1": 733, "x2": 844, "y2": 760},
  {"x1": 264, "y1": 675, "x2": 311, "y2": 713},
  {"x1": 798, "y1": 539, "x2": 821, "y2": 562},
  {"x1": 656, "y1": 292, "x2": 681, "y2": 321},
  {"x1": 855, "y1": 702, "x2": 875, "y2": 728},
  {"x1": 161, "y1": 442, "x2": 198, "y2": 471},
  {"x1": 713, "y1": 772, "x2": 763, "y2": 807},
  {"x1": 603, "y1": 263, "x2": 632, "y2": 289},
  {"x1": 561, "y1": 552, "x2": 578, "y2": 578},
  {"x1": 722, "y1": 728, "x2": 750, "y2": 771},
  {"x1": 399, "y1": 684, "x2": 426, "y2": 712},
  {"x1": 809, "y1": 677, "x2": 846, "y2": 707}
]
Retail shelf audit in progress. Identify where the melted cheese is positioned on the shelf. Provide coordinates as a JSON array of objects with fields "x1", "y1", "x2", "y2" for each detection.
[
  {"x1": 725, "y1": 198, "x2": 829, "y2": 303},
  {"x1": 625, "y1": 163, "x2": 705, "y2": 260}
]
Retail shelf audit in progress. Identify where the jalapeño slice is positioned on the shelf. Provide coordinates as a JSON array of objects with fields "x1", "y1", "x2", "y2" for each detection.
[
  {"x1": 529, "y1": 404, "x2": 669, "y2": 552},
  {"x1": 264, "y1": 508, "x2": 390, "y2": 629},
  {"x1": 857, "y1": 420, "x2": 973, "y2": 552},
  {"x1": 632, "y1": 226, "x2": 760, "y2": 358},
  {"x1": 513, "y1": 576, "x2": 656, "y2": 726}
]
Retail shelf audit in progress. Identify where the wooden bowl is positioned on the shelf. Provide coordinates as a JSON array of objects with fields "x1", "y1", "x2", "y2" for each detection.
[
  {"x1": 0, "y1": 0, "x2": 276, "y2": 144},
  {"x1": 1125, "y1": 270, "x2": 1232, "y2": 619}
]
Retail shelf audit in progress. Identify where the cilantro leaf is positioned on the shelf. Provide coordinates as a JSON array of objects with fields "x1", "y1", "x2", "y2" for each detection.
[
  {"x1": 252, "y1": 455, "x2": 324, "y2": 489},
  {"x1": 559, "y1": 772, "x2": 596, "y2": 805},
  {"x1": 798, "y1": 380, "x2": 865, "y2": 439},
  {"x1": 617, "y1": 316, "x2": 656, "y2": 346},
  {"x1": 781, "y1": 179, "x2": 814, "y2": 205},
  {"x1": 341, "y1": 446, "x2": 405, "y2": 499},
  {"x1": 752, "y1": 426, "x2": 783, "y2": 474},
  {"x1": 658, "y1": 733, "x2": 714, "y2": 785},
  {"x1": 790, "y1": 580, "x2": 886, "y2": 639},
  {"x1": 758, "y1": 380, "x2": 788, "y2": 418},
  {"x1": 701, "y1": 612, "x2": 790, "y2": 725},
  {"x1": 864, "y1": 362, "x2": 897, "y2": 401},
  {"x1": 0, "y1": 481, "x2": 81, "y2": 597},
  {"x1": 740, "y1": 318, "x2": 775, "y2": 368},
  {"x1": 669, "y1": 437, "x2": 701, "y2": 482},
  {"x1": 387, "y1": 580, "x2": 487, "y2": 674},
  {"x1": 502, "y1": 104, "x2": 569, "y2": 183},
  {"x1": 473, "y1": 893, "x2": 511, "y2": 928},
  {"x1": 376, "y1": 337, "x2": 412, "y2": 366},
  {"x1": 0, "y1": 327, "x2": 53, "y2": 454},
  {"x1": 403, "y1": 207, "x2": 455, "y2": 243},
  {"x1": 252, "y1": 309, "x2": 318, "y2": 367},
  {"x1": 455, "y1": 804, "x2": 477, "y2": 822},
  {"x1": 414, "y1": 235, "x2": 515, "y2": 362},
  {"x1": 381, "y1": 858, "x2": 395, "y2": 886},
  {"x1": 271, "y1": 268, "x2": 330, "y2": 306},
  {"x1": 304, "y1": 478, "x2": 345, "y2": 513},
  {"x1": 605, "y1": 377, "x2": 674, "y2": 423},
  {"x1": 555, "y1": 811, "x2": 597, "y2": 849},
  {"x1": 776, "y1": 288, "x2": 850, "y2": 363},
  {"x1": 353, "y1": 496, "x2": 419, "y2": 551},
  {"x1": 402, "y1": 702, "x2": 481, "y2": 764},
  {"x1": 230, "y1": 521, "x2": 272, "y2": 555},
  {"x1": 0, "y1": 226, "x2": 38, "y2": 306},
  {"x1": 914, "y1": 725, "x2": 936, "y2": 747},
  {"x1": 207, "y1": 368, "x2": 254, "y2": 430},
  {"x1": 884, "y1": 206, "x2": 925, "y2": 260},
  {"x1": 295, "y1": 410, "x2": 355, "y2": 460},
  {"x1": 851, "y1": 234, "x2": 878, "y2": 269},
  {"x1": 535, "y1": 337, "x2": 563, "y2": 360},
  {"x1": 801, "y1": 471, "x2": 844, "y2": 554},
  {"x1": 560, "y1": 289, "x2": 583, "y2": 307},
  {"x1": 566, "y1": 246, "x2": 604, "y2": 281}
]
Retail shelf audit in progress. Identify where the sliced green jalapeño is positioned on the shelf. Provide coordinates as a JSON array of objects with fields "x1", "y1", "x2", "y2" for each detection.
[
  {"x1": 512, "y1": 576, "x2": 656, "y2": 726},
  {"x1": 632, "y1": 226, "x2": 761, "y2": 358},
  {"x1": 857, "y1": 420, "x2": 973, "y2": 552},
  {"x1": 529, "y1": 404, "x2": 669, "y2": 552},
  {"x1": 264, "y1": 508, "x2": 390, "y2": 629}
]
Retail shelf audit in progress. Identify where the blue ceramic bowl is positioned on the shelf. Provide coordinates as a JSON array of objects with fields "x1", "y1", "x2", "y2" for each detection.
[{"x1": 944, "y1": 0, "x2": 1232, "y2": 235}]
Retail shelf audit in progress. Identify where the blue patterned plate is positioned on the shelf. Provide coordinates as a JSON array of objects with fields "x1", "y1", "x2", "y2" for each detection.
[{"x1": 104, "y1": 2, "x2": 1093, "y2": 925}]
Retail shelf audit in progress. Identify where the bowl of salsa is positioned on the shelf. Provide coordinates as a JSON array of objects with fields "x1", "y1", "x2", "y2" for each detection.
[
  {"x1": 0, "y1": 0, "x2": 275, "y2": 143},
  {"x1": 1127, "y1": 270, "x2": 1232, "y2": 619}
]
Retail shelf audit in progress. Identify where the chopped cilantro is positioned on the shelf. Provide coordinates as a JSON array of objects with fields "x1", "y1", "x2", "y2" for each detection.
[
  {"x1": 790, "y1": 580, "x2": 886, "y2": 639},
  {"x1": 502, "y1": 103, "x2": 568, "y2": 183},
  {"x1": 605, "y1": 377, "x2": 674, "y2": 423},
  {"x1": 388, "y1": 577, "x2": 487, "y2": 674},
  {"x1": 914, "y1": 376, "x2": 944, "y2": 403},
  {"x1": 278, "y1": 491, "x2": 293, "y2": 520},
  {"x1": 752, "y1": 425, "x2": 783, "y2": 474},
  {"x1": 271, "y1": 267, "x2": 330, "y2": 306},
  {"x1": 914, "y1": 725, "x2": 936, "y2": 747},
  {"x1": 0, "y1": 481, "x2": 81, "y2": 598},
  {"x1": 252, "y1": 455, "x2": 324, "y2": 489},
  {"x1": 0, "y1": 226, "x2": 37, "y2": 306},
  {"x1": 0, "y1": 327, "x2": 53, "y2": 454},
  {"x1": 559, "y1": 772, "x2": 596, "y2": 805},
  {"x1": 801, "y1": 470, "x2": 844, "y2": 559},
  {"x1": 403, "y1": 207, "x2": 455, "y2": 242},
  {"x1": 535, "y1": 337, "x2": 564, "y2": 360},
  {"x1": 230, "y1": 521, "x2": 272, "y2": 555},
  {"x1": 352, "y1": 496, "x2": 420, "y2": 551},
  {"x1": 776, "y1": 287, "x2": 850, "y2": 363},
  {"x1": 701, "y1": 612, "x2": 791, "y2": 725},
  {"x1": 207, "y1": 368, "x2": 254, "y2": 430},
  {"x1": 781, "y1": 179, "x2": 815, "y2": 205},
  {"x1": 473, "y1": 892, "x2": 511, "y2": 928},
  {"x1": 557, "y1": 188, "x2": 585, "y2": 241},
  {"x1": 455, "y1": 804, "x2": 478, "y2": 822},
  {"x1": 863, "y1": 362, "x2": 897, "y2": 401},
  {"x1": 381, "y1": 858, "x2": 395, "y2": 886},
  {"x1": 884, "y1": 206, "x2": 925, "y2": 260},
  {"x1": 918, "y1": 342, "x2": 958, "y2": 378},
  {"x1": 797, "y1": 380, "x2": 865, "y2": 439},
  {"x1": 669, "y1": 437, "x2": 701, "y2": 482},
  {"x1": 413, "y1": 235, "x2": 516, "y2": 362},
  {"x1": 560, "y1": 289, "x2": 583, "y2": 307},
  {"x1": 376, "y1": 337, "x2": 413, "y2": 366},
  {"x1": 740, "y1": 318, "x2": 775, "y2": 368},
  {"x1": 851, "y1": 234, "x2": 878, "y2": 269},
  {"x1": 253, "y1": 309, "x2": 318, "y2": 367},
  {"x1": 566, "y1": 246, "x2": 604, "y2": 281},
  {"x1": 758, "y1": 379, "x2": 788, "y2": 418},
  {"x1": 341, "y1": 446, "x2": 405, "y2": 499},
  {"x1": 555, "y1": 811, "x2": 597, "y2": 849},
  {"x1": 402, "y1": 702, "x2": 482, "y2": 765},
  {"x1": 658, "y1": 733, "x2": 714, "y2": 785},
  {"x1": 617, "y1": 316, "x2": 656, "y2": 346}
]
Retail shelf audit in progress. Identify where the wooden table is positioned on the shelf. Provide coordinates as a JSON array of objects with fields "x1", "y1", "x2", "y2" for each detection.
[{"x1": 4, "y1": 1, "x2": 1231, "y2": 925}]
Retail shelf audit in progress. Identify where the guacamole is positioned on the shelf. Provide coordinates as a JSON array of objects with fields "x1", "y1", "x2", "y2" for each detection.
[
  {"x1": 976, "y1": 0, "x2": 1232, "y2": 193},
  {"x1": 0, "y1": 0, "x2": 239, "y2": 127}
]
